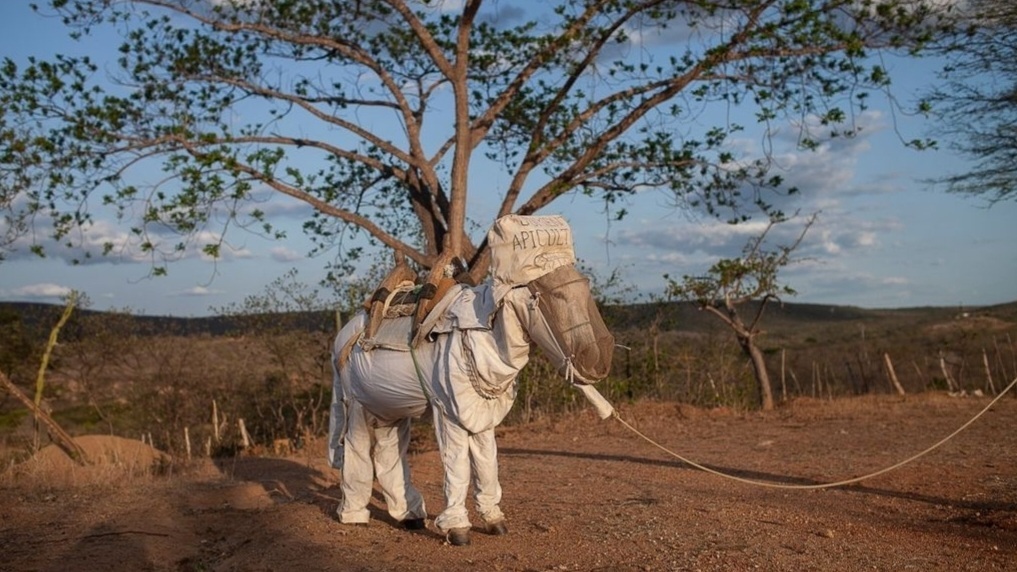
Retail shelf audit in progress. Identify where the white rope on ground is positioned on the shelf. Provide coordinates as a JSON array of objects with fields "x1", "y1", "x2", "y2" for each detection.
[{"x1": 611, "y1": 375, "x2": 1017, "y2": 490}]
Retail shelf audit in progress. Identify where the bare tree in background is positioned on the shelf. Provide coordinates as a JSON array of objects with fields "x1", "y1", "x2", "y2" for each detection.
[{"x1": 925, "y1": 0, "x2": 1017, "y2": 203}]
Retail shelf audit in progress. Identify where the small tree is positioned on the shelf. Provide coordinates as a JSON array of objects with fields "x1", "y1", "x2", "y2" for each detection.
[{"x1": 666, "y1": 213, "x2": 816, "y2": 410}]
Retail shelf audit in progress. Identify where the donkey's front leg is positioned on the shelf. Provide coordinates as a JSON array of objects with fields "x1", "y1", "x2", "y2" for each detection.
[
  {"x1": 432, "y1": 408, "x2": 509, "y2": 545},
  {"x1": 432, "y1": 406, "x2": 474, "y2": 545},
  {"x1": 469, "y1": 427, "x2": 508, "y2": 536}
]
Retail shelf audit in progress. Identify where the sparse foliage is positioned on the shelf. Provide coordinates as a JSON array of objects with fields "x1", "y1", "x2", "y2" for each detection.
[
  {"x1": 666, "y1": 213, "x2": 816, "y2": 410},
  {"x1": 0, "y1": 0, "x2": 954, "y2": 280},
  {"x1": 925, "y1": 0, "x2": 1017, "y2": 203}
]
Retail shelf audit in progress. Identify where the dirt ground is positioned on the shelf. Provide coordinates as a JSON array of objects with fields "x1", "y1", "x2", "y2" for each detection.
[{"x1": 2, "y1": 392, "x2": 1015, "y2": 572}]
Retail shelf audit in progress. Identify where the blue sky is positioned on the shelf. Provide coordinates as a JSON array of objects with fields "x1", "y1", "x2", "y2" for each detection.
[{"x1": 1, "y1": 2, "x2": 1014, "y2": 317}]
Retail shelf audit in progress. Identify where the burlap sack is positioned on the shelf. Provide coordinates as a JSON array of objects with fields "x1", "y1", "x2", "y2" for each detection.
[{"x1": 488, "y1": 214, "x2": 576, "y2": 300}]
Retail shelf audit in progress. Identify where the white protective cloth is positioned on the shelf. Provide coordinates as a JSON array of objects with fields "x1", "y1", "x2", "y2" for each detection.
[
  {"x1": 338, "y1": 397, "x2": 427, "y2": 523},
  {"x1": 489, "y1": 214, "x2": 576, "y2": 302},
  {"x1": 327, "y1": 214, "x2": 616, "y2": 533},
  {"x1": 431, "y1": 405, "x2": 505, "y2": 532},
  {"x1": 340, "y1": 284, "x2": 529, "y2": 434},
  {"x1": 426, "y1": 283, "x2": 529, "y2": 434},
  {"x1": 328, "y1": 285, "x2": 536, "y2": 531},
  {"x1": 329, "y1": 312, "x2": 427, "y2": 524}
]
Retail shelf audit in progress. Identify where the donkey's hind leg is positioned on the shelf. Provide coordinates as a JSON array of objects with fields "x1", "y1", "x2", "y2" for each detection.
[
  {"x1": 337, "y1": 399, "x2": 375, "y2": 524},
  {"x1": 373, "y1": 416, "x2": 427, "y2": 527}
]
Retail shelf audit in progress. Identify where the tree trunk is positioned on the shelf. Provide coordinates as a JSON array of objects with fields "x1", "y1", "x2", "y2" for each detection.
[
  {"x1": 716, "y1": 301, "x2": 775, "y2": 411},
  {"x1": 742, "y1": 337, "x2": 775, "y2": 411}
]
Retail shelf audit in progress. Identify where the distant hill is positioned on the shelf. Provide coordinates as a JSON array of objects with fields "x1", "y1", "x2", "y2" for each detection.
[
  {"x1": 0, "y1": 301, "x2": 338, "y2": 339},
  {"x1": 3, "y1": 299, "x2": 1015, "y2": 342},
  {"x1": 603, "y1": 299, "x2": 1017, "y2": 337}
]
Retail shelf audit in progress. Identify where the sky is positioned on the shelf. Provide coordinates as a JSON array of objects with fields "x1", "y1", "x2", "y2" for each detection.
[{"x1": 0, "y1": 2, "x2": 1014, "y2": 317}]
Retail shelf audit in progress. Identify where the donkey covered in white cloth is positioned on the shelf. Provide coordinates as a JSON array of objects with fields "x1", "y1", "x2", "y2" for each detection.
[{"x1": 327, "y1": 214, "x2": 615, "y2": 545}]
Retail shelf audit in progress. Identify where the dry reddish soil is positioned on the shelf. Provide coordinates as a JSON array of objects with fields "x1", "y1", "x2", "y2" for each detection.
[{"x1": 2, "y1": 393, "x2": 1016, "y2": 572}]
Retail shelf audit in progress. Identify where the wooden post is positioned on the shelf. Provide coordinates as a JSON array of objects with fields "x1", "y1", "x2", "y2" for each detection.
[
  {"x1": 883, "y1": 353, "x2": 906, "y2": 396},
  {"x1": 983, "y1": 349, "x2": 997, "y2": 395},
  {"x1": 911, "y1": 360, "x2": 926, "y2": 386},
  {"x1": 940, "y1": 355, "x2": 957, "y2": 392},
  {"x1": 212, "y1": 399, "x2": 220, "y2": 443},
  {"x1": 788, "y1": 368, "x2": 801, "y2": 395},
  {"x1": 811, "y1": 361, "x2": 818, "y2": 398},
  {"x1": 238, "y1": 418, "x2": 252, "y2": 450},
  {"x1": 994, "y1": 337, "x2": 1012, "y2": 382},
  {"x1": 184, "y1": 426, "x2": 192, "y2": 460},
  {"x1": 780, "y1": 349, "x2": 787, "y2": 402}
]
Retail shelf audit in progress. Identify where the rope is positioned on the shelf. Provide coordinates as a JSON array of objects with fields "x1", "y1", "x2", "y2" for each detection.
[
  {"x1": 409, "y1": 295, "x2": 435, "y2": 404},
  {"x1": 381, "y1": 280, "x2": 418, "y2": 318},
  {"x1": 408, "y1": 343, "x2": 434, "y2": 404},
  {"x1": 460, "y1": 328, "x2": 513, "y2": 399},
  {"x1": 610, "y1": 375, "x2": 1017, "y2": 490}
]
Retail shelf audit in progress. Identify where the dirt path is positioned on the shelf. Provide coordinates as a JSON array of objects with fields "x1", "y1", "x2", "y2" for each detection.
[{"x1": 2, "y1": 393, "x2": 1015, "y2": 571}]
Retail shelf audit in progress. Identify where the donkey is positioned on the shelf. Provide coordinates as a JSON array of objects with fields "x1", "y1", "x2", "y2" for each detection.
[{"x1": 327, "y1": 215, "x2": 614, "y2": 545}]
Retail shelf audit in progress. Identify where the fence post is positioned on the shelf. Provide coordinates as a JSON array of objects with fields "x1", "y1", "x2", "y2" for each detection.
[
  {"x1": 883, "y1": 353, "x2": 906, "y2": 396},
  {"x1": 983, "y1": 349, "x2": 997, "y2": 395},
  {"x1": 238, "y1": 418, "x2": 252, "y2": 450}
]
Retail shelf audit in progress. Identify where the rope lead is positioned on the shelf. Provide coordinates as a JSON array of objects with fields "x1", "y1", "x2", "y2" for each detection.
[{"x1": 610, "y1": 375, "x2": 1017, "y2": 490}]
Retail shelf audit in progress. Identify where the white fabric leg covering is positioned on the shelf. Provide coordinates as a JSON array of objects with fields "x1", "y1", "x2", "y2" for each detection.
[
  {"x1": 373, "y1": 417, "x2": 427, "y2": 522},
  {"x1": 432, "y1": 405, "x2": 472, "y2": 532},
  {"x1": 470, "y1": 427, "x2": 505, "y2": 525},
  {"x1": 432, "y1": 405, "x2": 505, "y2": 531},
  {"x1": 338, "y1": 399, "x2": 374, "y2": 524}
]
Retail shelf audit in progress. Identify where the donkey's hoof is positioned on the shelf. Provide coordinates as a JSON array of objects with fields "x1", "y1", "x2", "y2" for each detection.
[
  {"x1": 485, "y1": 520, "x2": 508, "y2": 536},
  {"x1": 401, "y1": 518, "x2": 426, "y2": 530},
  {"x1": 446, "y1": 527, "x2": 471, "y2": 546}
]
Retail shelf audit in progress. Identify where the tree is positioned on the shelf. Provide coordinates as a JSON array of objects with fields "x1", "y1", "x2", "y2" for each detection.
[
  {"x1": 924, "y1": 0, "x2": 1017, "y2": 204},
  {"x1": 665, "y1": 213, "x2": 815, "y2": 410},
  {"x1": 0, "y1": 1, "x2": 952, "y2": 282}
]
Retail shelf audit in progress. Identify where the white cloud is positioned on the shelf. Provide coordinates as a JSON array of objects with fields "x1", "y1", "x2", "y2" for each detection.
[
  {"x1": 788, "y1": 266, "x2": 915, "y2": 307},
  {"x1": 759, "y1": 110, "x2": 891, "y2": 203},
  {"x1": 801, "y1": 214, "x2": 902, "y2": 260},
  {"x1": 190, "y1": 231, "x2": 256, "y2": 262},
  {"x1": 248, "y1": 188, "x2": 317, "y2": 219},
  {"x1": 10, "y1": 283, "x2": 73, "y2": 300},
  {"x1": 174, "y1": 286, "x2": 225, "y2": 298},
  {"x1": 616, "y1": 218, "x2": 771, "y2": 256},
  {"x1": 269, "y1": 246, "x2": 303, "y2": 263},
  {"x1": 0, "y1": 215, "x2": 263, "y2": 265}
]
